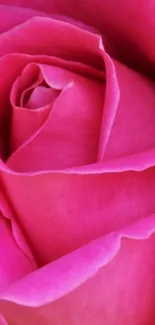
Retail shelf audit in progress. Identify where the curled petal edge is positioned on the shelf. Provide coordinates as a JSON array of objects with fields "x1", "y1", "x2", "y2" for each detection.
[
  {"x1": 0, "y1": 193, "x2": 37, "y2": 269},
  {"x1": 0, "y1": 213, "x2": 155, "y2": 307}
]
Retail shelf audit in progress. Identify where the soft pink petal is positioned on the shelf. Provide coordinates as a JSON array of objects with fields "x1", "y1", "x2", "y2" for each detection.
[
  {"x1": 100, "y1": 58, "x2": 155, "y2": 160},
  {"x1": 8, "y1": 52, "x2": 155, "y2": 167},
  {"x1": 2, "y1": 0, "x2": 154, "y2": 76},
  {"x1": 0, "y1": 0, "x2": 63, "y2": 12},
  {"x1": 0, "y1": 315, "x2": 7, "y2": 325},
  {"x1": 1, "y1": 156, "x2": 155, "y2": 265},
  {"x1": 8, "y1": 65, "x2": 104, "y2": 171},
  {"x1": 26, "y1": 86, "x2": 59, "y2": 109},
  {"x1": 0, "y1": 216, "x2": 155, "y2": 324},
  {"x1": 15, "y1": 62, "x2": 44, "y2": 107},
  {"x1": 97, "y1": 50, "x2": 119, "y2": 159},
  {"x1": 8, "y1": 45, "x2": 154, "y2": 165},
  {"x1": 0, "y1": 211, "x2": 36, "y2": 293},
  {"x1": 0, "y1": 17, "x2": 103, "y2": 70},
  {"x1": 10, "y1": 63, "x2": 53, "y2": 152},
  {"x1": 0, "y1": 4, "x2": 100, "y2": 36},
  {"x1": 1, "y1": 1, "x2": 155, "y2": 72},
  {"x1": 0, "y1": 5, "x2": 49, "y2": 33},
  {"x1": 66, "y1": 148, "x2": 155, "y2": 174},
  {"x1": 0, "y1": 54, "x2": 44, "y2": 160},
  {"x1": 54, "y1": 0, "x2": 155, "y2": 76},
  {"x1": 0, "y1": 189, "x2": 37, "y2": 266},
  {"x1": 0, "y1": 17, "x2": 103, "y2": 159}
]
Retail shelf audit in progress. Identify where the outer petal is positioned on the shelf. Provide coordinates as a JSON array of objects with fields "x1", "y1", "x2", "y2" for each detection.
[
  {"x1": 0, "y1": 216, "x2": 155, "y2": 325},
  {"x1": 0, "y1": 16, "x2": 103, "y2": 70},
  {"x1": 98, "y1": 57, "x2": 155, "y2": 160},
  {"x1": 0, "y1": 5, "x2": 49, "y2": 33},
  {"x1": 1, "y1": 155, "x2": 155, "y2": 265},
  {"x1": 0, "y1": 212, "x2": 36, "y2": 292},
  {"x1": 0, "y1": 4, "x2": 100, "y2": 35},
  {"x1": 0, "y1": 0, "x2": 59, "y2": 12},
  {"x1": 0, "y1": 315, "x2": 7, "y2": 325},
  {"x1": 1, "y1": 0, "x2": 155, "y2": 76}
]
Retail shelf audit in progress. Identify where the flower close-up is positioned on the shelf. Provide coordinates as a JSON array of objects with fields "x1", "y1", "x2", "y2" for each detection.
[{"x1": 0, "y1": 1, "x2": 155, "y2": 324}]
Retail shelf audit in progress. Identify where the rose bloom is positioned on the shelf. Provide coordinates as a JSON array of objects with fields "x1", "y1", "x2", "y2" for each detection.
[{"x1": 0, "y1": 0, "x2": 155, "y2": 324}]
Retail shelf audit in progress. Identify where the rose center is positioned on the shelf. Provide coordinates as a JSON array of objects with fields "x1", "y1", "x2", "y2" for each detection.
[{"x1": 11, "y1": 63, "x2": 60, "y2": 110}]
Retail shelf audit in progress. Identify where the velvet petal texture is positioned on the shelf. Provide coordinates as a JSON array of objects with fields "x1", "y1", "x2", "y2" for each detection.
[
  {"x1": 0, "y1": 16, "x2": 103, "y2": 69},
  {"x1": 0, "y1": 4, "x2": 50, "y2": 33},
  {"x1": 25, "y1": 86, "x2": 59, "y2": 109},
  {"x1": 0, "y1": 16, "x2": 103, "y2": 161},
  {"x1": 10, "y1": 63, "x2": 57, "y2": 153},
  {"x1": 100, "y1": 59, "x2": 155, "y2": 160},
  {"x1": 2, "y1": 45, "x2": 155, "y2": 266},
  {"x1": 0, "y1": 4, "x2": 99, "y2": 36},
  {"x1": 1, "y1": 16, "x2": 154, "y2": 168},
  {"x1": 3, "y1": 21, "x2": 155, "y2": 170},
  {"x1": 0, "y1": 216, "x2": 155, "y2": 325},
  {"x1": 0, "y1": 211, "x2": 36, "y2": 292},
  {"x1": 0, "y1": 4, "x2": 155, "y2": 325},
  {"x1": 1, "y1": 157, "x2": 155, "y2": 265},
  {"x1": 1, "y1": 0, "x2": 155, "y2": 75},
  {"x1": 0, "y1": 315, "x2": 7, "y2": 325},
  {"x1": 8, "y1": 64, "x2": 104, "y2": 171}
]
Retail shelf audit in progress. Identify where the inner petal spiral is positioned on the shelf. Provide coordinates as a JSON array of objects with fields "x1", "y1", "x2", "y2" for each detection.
[
  {"x1": 8, "y1": 63, "x2": 105, "y2": 171},
  {"x1": 10, "y1": 63, "x2": 60, "y2": 153}
]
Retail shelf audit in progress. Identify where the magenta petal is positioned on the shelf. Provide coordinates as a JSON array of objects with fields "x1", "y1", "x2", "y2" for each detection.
[
  {"x1": 1, "y1": 216, "x2": 155, "y2": 325},
  {"x1": 1, "y1": 160, "x2": 155, "y2": 265},
  {"x1": 10, "y1": 63, "x2": 52, "y2": 152},
  {"x1": 104, "y1": 59, "x2": 155, "y2": 159},
  {"x1": 66, "y1": 148, "x2": 155, "y2": 175},
  {"x1": 0, "y1": 5, "x2": 50, "y2": 33},
  {"x1": 97, "y1": 50, "x2": 119, "y2": 160},
  {"x1": 1, "y1": 2, "x2": 155, "y2": 74},
  {"x1": 0, "y1": 16, "x2": 103, "y2": 70},
  {"x1": 0, "y1": 190, "x2": 37, "y2": 266},
  {"x1": 0, "y1": 212, "x2": 36, "y2": 292},
  {"x1": 0, "y1": 315, "x2": 7, "y2": 325},
  {"x1": 0, "y1": 1, "x2": 56, "y2": 12},
  {"x1": 26, "y1": 86, "x2": 59, "y2": 109},
  {"x1": 0, "y1": 52, "x2": 102, "y2": 161},
  {"x1": 7, "y1": 65, "x2": 104, "y2": 171},
  {"x1": 98, "y1": 50, "x2": 155, "y2": 160}
]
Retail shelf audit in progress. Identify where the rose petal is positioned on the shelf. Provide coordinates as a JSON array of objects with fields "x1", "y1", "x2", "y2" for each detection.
[
  {"x1": 0, "y1": 16, "x2": 103, "y2": 160},
  {"x1": 10, "y1": 63, "x2": 54, "y2": 152},
  {"x1": 97, "y1": 50, "x2": 119, "y2": 159},
  {"x1": 66, "y1": 148, "x2": 155, "y2": 174},
  {"x1": 0, "y1": 27, "x2": 103, "y2": 160},
  {"x1": 0, "y1": 3, "x2": 100, "y2": 36},
  {"x1": 0, "y1": 5, "x2": 49, "y2": 33},
  {"x1": 0, "y1": 315, "x2": 7, "y2": 325},
  {"x1": 1, "y1": 1, "x2": 155, "y2": 75},
  {"x1": 3, "y1": 0, "x2": 155, "y2": 76},
  {"x1": 0, "y1": 216, "x2": 155, "y2": 325},
  {"x1": 99, "y1": 57, "x2": 155, "y2": 160},
  {"x1": 8, "y1": 52, "x2": 155, "y2": 166},
  {"x1": 16, "y1": 63, "x2": 44, "y2": 107},
  {"x1": 56, "y1": 0, "x2": 155, "y2": 76},
  {"x1": 0, "y1": 1, "x2": 61, "y2": 13},
  {"x1": 0, "y1": 16, "x2": 104, "y2": 70},
  {"x1": 0, "y1": 211, "x2": 36, "y2": 293},
  {"x1": 1, "y1": 154, "x2": 155, "y2": 265},
  {"x1": 26, "y1": 86, "x2": 59, "y2": 109},
  {"x1": 7, "y1": 65, "x2": 104, "y2": 171}
]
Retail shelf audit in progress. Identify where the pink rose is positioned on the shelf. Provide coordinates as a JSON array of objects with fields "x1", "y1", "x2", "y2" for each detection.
[{"x1": 0, "y1": 1, "x2": 155, "y2": 324}]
